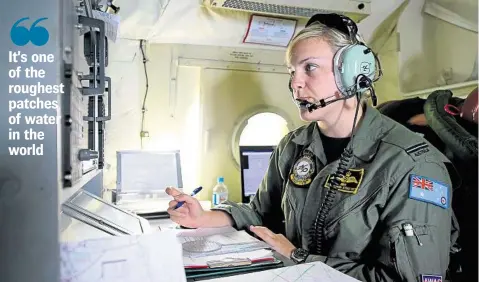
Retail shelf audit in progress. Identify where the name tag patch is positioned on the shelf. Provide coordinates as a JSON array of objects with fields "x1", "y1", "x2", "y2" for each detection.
[
  {"x1": 324, "y1": 168, "x2": 364, "y2": 194},
  {"x1": 408, "y1": 174, "x2": 449, "y2": 209},
  {"x1": 421, "y1": 274, "x2": 442, "y2": 282}
]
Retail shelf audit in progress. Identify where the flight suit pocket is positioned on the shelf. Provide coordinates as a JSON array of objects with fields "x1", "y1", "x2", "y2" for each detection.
[{"x1": 388, "y1": 221, "x2": 441, "y2": 282}]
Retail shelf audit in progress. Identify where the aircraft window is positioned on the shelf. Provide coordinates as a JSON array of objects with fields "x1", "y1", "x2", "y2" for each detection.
[
  {"x1": 239, "y1": 112, "x2": 289, "y2": 146},
  {"x1": 231, "y1": 112, "x2": 291, "y2": 166}
]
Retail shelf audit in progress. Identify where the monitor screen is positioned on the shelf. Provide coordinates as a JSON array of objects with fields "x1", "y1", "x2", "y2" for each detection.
[
  {"x1": 239, "y1": 146, "x2": 275, "y2": 203},
  {"x1": 66, "y1": 190, "x2": 144, "y2": 235},
  {"x1": 116, "y1": 150, "x2": 183, "y2": 194}
]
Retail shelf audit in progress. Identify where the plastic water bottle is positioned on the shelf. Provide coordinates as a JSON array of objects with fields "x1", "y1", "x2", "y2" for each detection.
[{"x1": 212, "y1": 177, "x2": 228, "y2": 206}]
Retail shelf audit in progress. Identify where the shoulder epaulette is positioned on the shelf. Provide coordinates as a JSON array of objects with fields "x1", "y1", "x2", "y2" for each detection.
[{"x1": 382, "y1": 127, "x2": 431, "y2": 161}]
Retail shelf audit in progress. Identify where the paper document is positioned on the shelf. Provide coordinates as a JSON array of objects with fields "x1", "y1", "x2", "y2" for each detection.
[
  {"x1": 177, "y1": 226, "x2": 270, "y2": 259},
  {"x1": 207, "y1": 261, "x2": 361, "y2": 282},
  {"x1": 243, "y1": 15, "x2": 297, "y2": 47},
  {"x1": 183, "y1": 249, "x2": 273, "y2": 267},
  {"x1": 60, "y1": 231, "x2": 186, "y2": 282},
  {"x1": 117, "y1": 198, "x2": 171, "y2": 214}
]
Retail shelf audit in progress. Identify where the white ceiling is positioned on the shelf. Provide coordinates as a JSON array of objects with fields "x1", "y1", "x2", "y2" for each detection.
[{"x1": 113, "y1": 0, "x2": 409, "y2": 49}]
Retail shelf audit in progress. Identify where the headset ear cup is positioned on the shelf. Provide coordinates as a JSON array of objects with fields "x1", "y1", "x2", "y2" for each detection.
[
  {"x1": 333, "y1": 44, "x2": 376, "y2": 97},
  {"x1": 332, "y1": 46, "x2": 348, "y2": 97}
]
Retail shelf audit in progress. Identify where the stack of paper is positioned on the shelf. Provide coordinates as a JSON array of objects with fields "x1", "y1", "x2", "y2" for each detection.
[{"x1": 175, "y1": 226, "x2": 274, "y2": 268}]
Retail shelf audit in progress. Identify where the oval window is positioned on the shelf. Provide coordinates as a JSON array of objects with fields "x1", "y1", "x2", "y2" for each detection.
[
  {"x1": 239, "y1": 112, "x2": 289, "y2": 145},
  {"x1": 231, "y1": 111, "x2": 291, "y2": 167}
]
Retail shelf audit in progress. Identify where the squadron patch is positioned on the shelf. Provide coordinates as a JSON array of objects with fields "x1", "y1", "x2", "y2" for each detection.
[
  {"x1": 289, "y1": 150, "x2": 315, "y2": 187},
  {"x1": 324, "y1": 168, "x2": 364, "y2": 194}
]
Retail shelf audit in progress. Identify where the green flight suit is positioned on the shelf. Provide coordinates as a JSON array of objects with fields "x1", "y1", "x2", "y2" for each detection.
[{"x1": 213, "y1": 105, "x2": 457, "y2": 282}]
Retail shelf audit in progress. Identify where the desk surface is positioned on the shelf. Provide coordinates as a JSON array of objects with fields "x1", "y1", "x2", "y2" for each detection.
[{"x1": 147, "y1": 218, "x2": 295, "y2": 281}]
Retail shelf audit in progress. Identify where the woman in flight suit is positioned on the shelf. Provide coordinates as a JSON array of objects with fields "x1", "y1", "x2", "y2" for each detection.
[{"x1": 166, "y1": 13, "x2": 456, "y2": 282}]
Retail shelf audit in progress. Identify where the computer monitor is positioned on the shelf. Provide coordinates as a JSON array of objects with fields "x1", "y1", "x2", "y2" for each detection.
[
  {"x1": 116, "y1": 150, "x2": 183, "y2": 195},
  {"x1": 239, "y1": 146, "x2": 276, "y2": 203}
]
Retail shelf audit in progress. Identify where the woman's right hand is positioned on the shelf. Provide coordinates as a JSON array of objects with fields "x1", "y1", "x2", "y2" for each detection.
[{"x1": 165, "y1": 187, "x2": 205, "y2": 228}]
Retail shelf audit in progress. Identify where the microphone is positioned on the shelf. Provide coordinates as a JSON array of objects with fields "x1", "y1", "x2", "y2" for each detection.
[{"x1": 295, "y1": 95, "x2": 347, "y2": 112}]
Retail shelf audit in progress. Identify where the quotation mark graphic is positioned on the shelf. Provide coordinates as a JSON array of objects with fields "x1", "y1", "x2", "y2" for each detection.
[{"x1": 10, "y1": 17, "x2": 49, "y2": 46}]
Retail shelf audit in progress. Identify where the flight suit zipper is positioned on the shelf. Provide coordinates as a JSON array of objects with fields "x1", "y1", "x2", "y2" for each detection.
[{"x1": 390, "y1": 242, "x2": 404, "y2": 281}]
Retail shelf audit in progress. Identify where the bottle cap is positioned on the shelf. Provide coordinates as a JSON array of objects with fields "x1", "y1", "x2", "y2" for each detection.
[{"x1": 218, "y1": 177, "x2": 224, "y2": 183}]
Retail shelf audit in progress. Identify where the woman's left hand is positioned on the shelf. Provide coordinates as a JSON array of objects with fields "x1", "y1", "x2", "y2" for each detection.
[{"x1": 249, "y1": 225, "x2": 296, "y2": 258}]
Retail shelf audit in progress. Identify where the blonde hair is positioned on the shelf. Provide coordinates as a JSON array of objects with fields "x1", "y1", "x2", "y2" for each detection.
[{"x1": 286, "y1": 22, "x2": 355, "y2": 66}]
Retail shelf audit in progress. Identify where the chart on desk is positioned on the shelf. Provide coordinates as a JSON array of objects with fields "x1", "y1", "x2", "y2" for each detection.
[
  {"x1": 208, "y1": 261, "x2": 361, "y2": 282},
  {"x1": 60, "y1": 232, "x2": 186, "y2": 282},
  {"x1": 178, "y1": 228, "x2": 270, "y2": 258}
]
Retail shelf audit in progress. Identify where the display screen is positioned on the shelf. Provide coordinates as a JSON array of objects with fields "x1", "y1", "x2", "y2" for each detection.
[{"x1": 239, "y1": 146, "x2": 275, "y2": 202}]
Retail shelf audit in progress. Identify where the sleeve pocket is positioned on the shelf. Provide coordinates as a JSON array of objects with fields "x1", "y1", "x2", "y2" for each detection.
[{"x1": 389, "y1": 221, "x2": 443, "y2": 282}]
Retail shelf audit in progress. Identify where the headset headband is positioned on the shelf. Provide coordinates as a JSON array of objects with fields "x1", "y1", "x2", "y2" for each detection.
[{"x1": 305, "y1": 13, "x2": 359, "y2": 42}]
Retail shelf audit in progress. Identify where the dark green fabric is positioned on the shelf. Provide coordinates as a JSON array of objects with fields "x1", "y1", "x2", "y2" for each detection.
[{"x1": 212, "y1": 105, "x2": 457, "y2": 282}]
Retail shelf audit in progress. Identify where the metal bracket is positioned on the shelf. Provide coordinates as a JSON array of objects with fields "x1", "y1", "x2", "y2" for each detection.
[
  {"x1": 82, "y1": 76, "x2": 111, "y2": 122},
  {"x1": 97, "y1": 76, "x2": 111, "y2": 121},
  {"x1": 78, "y1": 15, "x2": 106, "y2": 95}
]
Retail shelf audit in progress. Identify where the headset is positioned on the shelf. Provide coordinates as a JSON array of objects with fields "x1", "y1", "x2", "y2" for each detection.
[{"x1": 290, "y1": 13, "x2": 383, "y2": 112}]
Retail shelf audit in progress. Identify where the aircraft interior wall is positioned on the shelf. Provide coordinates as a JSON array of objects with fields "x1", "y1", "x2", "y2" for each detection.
[
  {"x1": 102, "y1": 0, "x2": 478, "y2": 202},
  {"x1": 398, "y1": 0, "x2": 478, "y2": 93},
  {"x1": 198, "y1": 69, "x2": 305, "y2": 202}
]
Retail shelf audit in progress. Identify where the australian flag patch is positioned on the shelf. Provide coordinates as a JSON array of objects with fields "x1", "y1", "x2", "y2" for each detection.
[
  {"x1": 421, "y1": 274, "x2": 442, "y2": 282},
  {"x1": 408, "y1": 174, "x2": 449, "y2": 209}
]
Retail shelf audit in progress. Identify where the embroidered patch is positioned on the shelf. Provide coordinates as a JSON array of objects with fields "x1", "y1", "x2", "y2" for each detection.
[
  {"x1": 289, "y1": 150, "x2": 315, "y2": 187},
  {"x1": 408, "y1": 174, "x2": 449, "y2": 209},
  {"x1": 324, "y1": 168, "x2": 364, "y2": 194},
  {"x1": 406, "y1": 142, "x2": 430, "y2": 157},
  {"x1": 421, "y1": 274, "x2": 442, "y2": 282},
  {"x1": 405, "y1": 142, "x2": 428, "y2": 154}
]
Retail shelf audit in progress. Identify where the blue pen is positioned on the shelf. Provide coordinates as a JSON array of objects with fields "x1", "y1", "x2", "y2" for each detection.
[{"x1": 174, "y1": 187, "x2": 203, "y2": 210}]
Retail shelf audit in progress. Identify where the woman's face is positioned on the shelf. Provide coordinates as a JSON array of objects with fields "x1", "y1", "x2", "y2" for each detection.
[{"x1": 288, "y1": 38, "x2": 343, "y2": 122}]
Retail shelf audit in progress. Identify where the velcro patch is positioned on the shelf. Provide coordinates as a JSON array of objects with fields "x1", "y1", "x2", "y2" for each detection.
[
  {"x1": 421, "y1": 274, "x2": 442, "y2": 282},
  {"x1": 324, "y1": 168, "x2": 364, "y2": 194},
  {"x1": 408, "y1": 174, "x2": 449, "y2": 209}
]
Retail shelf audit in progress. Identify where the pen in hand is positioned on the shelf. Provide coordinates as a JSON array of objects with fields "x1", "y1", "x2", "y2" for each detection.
[{"x1": 174, "y1": 186, "x2": 203, "y2": 210}]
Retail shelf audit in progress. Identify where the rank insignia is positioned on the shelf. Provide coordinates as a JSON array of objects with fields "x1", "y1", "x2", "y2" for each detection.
[
  {"x1": 324, "y1": 168, "x2": 364, "y2": 194},
  {"x1": 289, "y1": 150, "x2": 315, "y2": 187}
]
